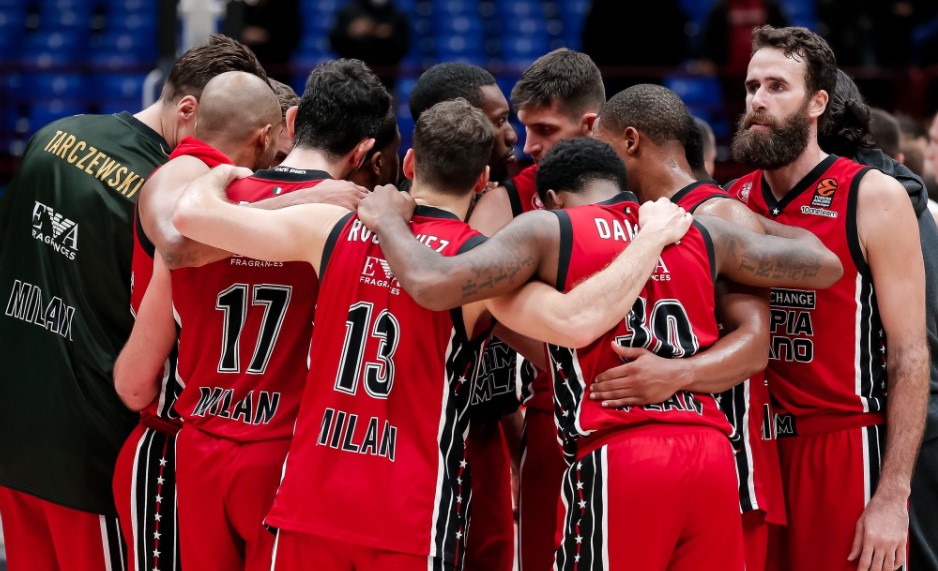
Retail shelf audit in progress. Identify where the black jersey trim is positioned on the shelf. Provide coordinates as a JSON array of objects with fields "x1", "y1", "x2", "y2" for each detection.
[
  {"x1": 414, "y1": 204, "x2": 461, "y2": 221},
  {"x1": 669, "y1": 181, "x2": 705, "y2": 206},
  {"x1": 252, "y1": 168, "x2": 332, "y2": 182},
  {"x1": 724, "y1": 178, "x2": 739, "y2": 191},
  {"x1": 134, "y1": 204, "x2": 156, "y2": 259},
  {"x1": 688, "y1": 194, "x2": 733, "y2": 214},
  {"x1": 504, "y1": 178, "x2": 524, "y2": 218},
  {"x1": 597, "y1": 191, "x2": 640, "y2": 206},
  {"x1": 553, "y1": 210, "x2": 574, "y2": 291},
  {"x1": 457, "y1": 234, "x2": 487, "y2": 255},
  {"x1": 693, "y1": 219, "x2": 718, "y2": 282},
  {"x1": 116, "y1": 111, "x2": 170, "y2": 151},
  {"x1": 761, "y1": 154, "x2": 839, "y2": 216},
  {"x1": 320, "y1": 212, "x2": 356, "y2": 280},
  {"x1": 846, "y1": 167, "x2": 873, "y2": 275}
]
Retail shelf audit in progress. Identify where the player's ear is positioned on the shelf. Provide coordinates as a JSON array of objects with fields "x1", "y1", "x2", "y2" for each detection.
[
  {"x1": 624, "y1": 126, "x2": 640, "y2": 155},
  {"x1": 473, "y1": 165, "x2": 491, "y2": 194},
  {"x1": 581, "y1": 112, "x2": 598, "y2": 136},
  {"x1": 402, "y1": 148, "x2": 416, "y2": 180},
  {"x1": 176, "y1": 95, "x2": 198, "y2": 122},
  {"x1": 808, "y1": 89, "x2": 829, "y2": 119},
  {"x1": 285, "y1": 105, "x2": 298, "y2": 140},
  {"x1": 371, "y1": 152, "x2": 384, "y2": 176},
  {"x1": 259, "y1": 124, "x2": 273, "y2": 153},
  {"x1": 352, "y1": 138, "x2": 376, "y2": 170},
  {"x1": 545, "y1": 189, "x2": 562, "y2": 209}
]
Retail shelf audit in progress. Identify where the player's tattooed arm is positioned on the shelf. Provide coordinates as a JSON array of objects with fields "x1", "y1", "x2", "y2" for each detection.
[
  {"x1": 173, "y1": 165, "x2": 350, "y2": 273},
  {"x1": 698, "y1": 215, "x2": 844, "y2": 288},
  {"x1": 358, "y1": 187, "x2": 554, "y2": 310},
  {"x1": 115, "y1": 252, "x2": 176, "y2": 411},
  {"x1": 484, "y1": 198, "x2": 693, "y2": 347}
]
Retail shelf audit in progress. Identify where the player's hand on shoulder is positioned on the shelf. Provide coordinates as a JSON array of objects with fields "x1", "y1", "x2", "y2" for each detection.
[
  {"x1": 638, "y1": 197, "x2": 692, "y2": 246},
  {"x1": 211, "y1": 164, "x2": 253, "y2": 190},
  {"x1": 287, "y1": 179, "x2": 368, "y2": 211},
  {"x1": 358, "y1": 184, "x2": 416, "y2": 231}
]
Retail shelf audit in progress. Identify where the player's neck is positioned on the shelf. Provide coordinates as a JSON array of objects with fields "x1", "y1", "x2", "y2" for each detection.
[
  {"x1": 763, "y1": 140, "x2": 829, "y2": 201},
  {"x1": 634, "y1": 150, "x2": 697, "y2": 202},
  {"x1": 409, "y1": 180, "x2": 474, "y2": 220},
  {"x1": 134, "y1": 102, "x2": 173, "y2": 147},
  {"x1": 276, "y1": 148, "x2": 344, "y2": 179}
]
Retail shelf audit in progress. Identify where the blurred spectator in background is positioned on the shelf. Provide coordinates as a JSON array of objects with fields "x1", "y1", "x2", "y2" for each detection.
[
  {"x1": 237, "y1": 0, "x2": 301, "y2": 83},
  {"x1": 897, "y1": 113, "x2": 929, "y2": 182},
  {"x1": 270, "y1": 79, "x2": 300, "y2": 166},
  {"x1": 582, "y1": 0, "x2": 688, "y2": 95},
  {"x1": 696, "y1": 0, "x2": 788, "y2": 75},
  {"x1": 329, "y1": 0, "x2": 410, "y2": 90},
  {"x1": 686, "y1": 115, "x2": 718, "y2": 181}
]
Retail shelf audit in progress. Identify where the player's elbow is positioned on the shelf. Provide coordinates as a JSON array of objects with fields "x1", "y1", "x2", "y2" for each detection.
[
  {"x1": 815, "y1": 249, "x2": 844, "y2": 288},
  {"x1": 114, "y1": 371, "x2": 152, "y2": 412},
  {"x1": 402, "y1": 273, "x2": 460, "y2": 311}
]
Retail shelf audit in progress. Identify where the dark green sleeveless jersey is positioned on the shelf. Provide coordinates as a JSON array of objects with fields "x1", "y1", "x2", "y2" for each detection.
[{"x1": 0, "y1": 112, "x2": 169, "y2": 515}]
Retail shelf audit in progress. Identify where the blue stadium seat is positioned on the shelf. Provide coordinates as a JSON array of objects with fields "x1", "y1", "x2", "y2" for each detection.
[
  {"x1": 106, "y1": 12, "x2": 157, "y2": 34},
  {"x1": 94, "y1": 32, "x2": 156, "y2": 61},
  {"x1": 99, "y1": 73, "x2": 146, "y2": 101},
  {"x1": 433, "y1": 0, "x2": 478, "y2": 16},
  {"x1": 664, "y1": 74, "x2": 729, "y2": 139},
  {"x1": 26, "y1": 73, "x2": 88, "y2": 102},
  {"x1": 779, "y1": 0, "x2": 817, "y2": 30},
  {"x1": 28, "y1": 100, "x2": 86, "y2": 135},
  {"x1": 436, "y1": 15, "x2": 484, "y2": 35},
  {"x1": 98, "y1": 98, "x2": 139, "y2": 115}
]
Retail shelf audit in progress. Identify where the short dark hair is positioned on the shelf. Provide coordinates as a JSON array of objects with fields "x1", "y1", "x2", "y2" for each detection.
[
  {"x1": 599, "y1": 84, "x2": 692, "y2": 147},
  {"x1": 413, "y1": 98, "x2": 494, "y2": 195},
  {"x1": 535, "y1": 137, "x2": 628, "y2": 204},
  {"x1": 270, "y1": 79, "x2": 300, "y2": 119},
  {"x1": 752, "y1": 26, "x2": 838, "y2": 105},
  {"x1": 510, "y1": 48, "x2": 605, "y2": 117},
  {"x1": 685, "y1": 117, "x2": 711, "y2": 172},
  {"x1": 294, "y1": 59, "x2": 391, "y2": 158},
  {"x1": 869, "y1": 108, "x2": 901, "y2": 159},
  {"x1": 896, "y1": 113, "x2": 927, "y2": 140},
  {"x1": 368, "y1": 109, "x2": 399, "y2": 158},
  {"x1": 409, "y1": 63, "x2": 496, "y2": 120},
  {"x1": 817, "y1": 69, "x2": 874, "y2": 157},
  {"x1": 162, "y1": 34, "x2": 268, "y2": 102}
]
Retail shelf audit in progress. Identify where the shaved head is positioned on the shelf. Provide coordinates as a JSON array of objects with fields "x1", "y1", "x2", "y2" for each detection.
[{"x1": 196, "y1": 71, "x2": 282, "y2": 167}]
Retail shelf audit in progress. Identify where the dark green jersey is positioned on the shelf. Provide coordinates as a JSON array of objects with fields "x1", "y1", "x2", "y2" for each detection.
[{"x1": 0, "y1": 112, "x2": 169, "y2": 515}]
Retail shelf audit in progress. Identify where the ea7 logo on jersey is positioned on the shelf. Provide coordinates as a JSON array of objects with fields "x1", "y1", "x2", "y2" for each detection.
[
  {"x1": 32, "y1": 201, "x2": 78, "y2": 260},
  {"x1": 810, "y1": 177, "x2": 838, "y2": 208},
  {"x1": 361, "y1": 256, "x2": 401, "y2": 295}
]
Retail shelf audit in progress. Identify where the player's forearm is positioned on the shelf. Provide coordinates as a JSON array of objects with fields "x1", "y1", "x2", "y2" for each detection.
[
  {"x1": 876, "y1": 340, "x2": 929, "y2": 500},
  {"x1": 373, "y1": 216, "x2": 542, "y2": 311},
  {"x1": 679, "y1": 328, "x2": 768, "y2": 393},
  {"x1": 157, "y1": 225, "x2": 230, "y2": 269},
  {"x1": 492, "y1": 323, "x2": 547, "y2": 371}
]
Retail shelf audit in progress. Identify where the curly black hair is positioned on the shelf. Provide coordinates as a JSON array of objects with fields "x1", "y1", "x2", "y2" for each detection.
[
  {"x1": 599, "y1": 84, "x2": 692, "y2": 147},
  {"x1": 409, "y1": 63, "x2": 496, "y2": 120},
  {"x1": 535, "y1": 137, "x2": 628, "y2": 204}
]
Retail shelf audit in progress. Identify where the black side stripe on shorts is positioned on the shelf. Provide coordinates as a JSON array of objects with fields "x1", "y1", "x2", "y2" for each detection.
[
  {"x1": 132, "y1": 429, "x2": 181, "y2": 571},
  {"x1": 101, "y1": 514, "x2": 126, "y2": 571},
  {"x1": 556, "y1": 448, "x2": 607, "y2": 571}
]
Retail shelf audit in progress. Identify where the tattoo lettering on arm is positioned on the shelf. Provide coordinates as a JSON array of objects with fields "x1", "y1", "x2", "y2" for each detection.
[
  {"x1": 459, "y1": 230, "x2": 540, "y2": 300},
  {"x1": 700, "y1": 215, "x2": 841, "y2": 288}
]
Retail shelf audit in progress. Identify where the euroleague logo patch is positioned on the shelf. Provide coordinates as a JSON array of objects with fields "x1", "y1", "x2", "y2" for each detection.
[
  {"x1": 737, "y1": 182, "x2": 752, "y2": 203},
  {"x1": 810, "y1": 177, "x2": 838, "y2": 208}
]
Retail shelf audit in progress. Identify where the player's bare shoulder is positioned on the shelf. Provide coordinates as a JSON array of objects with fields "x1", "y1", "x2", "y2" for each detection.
[
  {"x1": 695, "y1": 195, "x2": 765, "y2": 234},
  {"x1": 469, "y1": 185, "x2": 515, "y2": 235}
]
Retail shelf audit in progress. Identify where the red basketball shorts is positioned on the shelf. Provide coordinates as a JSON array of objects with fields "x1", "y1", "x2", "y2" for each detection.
[
  {"x1": 768, "y1": 423, "x2": 902, "y2": 571},
  {"x1": 113, "y1": 422, "x2": 180, "y2": 571},
  {"x1": 0, "y1": 486, "x2": 124, "y2": 571},
  {"x1": 174, "y1": 426, "x2": 290, "y2": 571},
  {"x1": 463, "y1": 420, "x2": 514, "y2": 571},
  {"x1": 518, "y1": 406, "x2": 566, "y2": 571},
  {"x1": 270, "y1": 529, "x2": 440, "y2": 571},
  {"x1": 554, "y1": 425, "x2": 744, "y2": 571}
]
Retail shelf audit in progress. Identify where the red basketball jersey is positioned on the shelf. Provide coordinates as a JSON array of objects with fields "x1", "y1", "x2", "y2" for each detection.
[
  {"x1": 549, "y1": 192, "x2": 729, "y2": 462},
  {"x1": 264, "y1": 207, "x2": 488, "y2": 564},
  {"x1": 172, "y1": 167, "x2": 327, "y2": 441},
  {"x1": 674, "y1": 181, "x2": 784, "y2": 523},
  {"x1": 129, "y1": 137, "x2": 233, "y2": 425},
  {"x1": 729, "y1": 155, "x2": 885, "y2": 435}
]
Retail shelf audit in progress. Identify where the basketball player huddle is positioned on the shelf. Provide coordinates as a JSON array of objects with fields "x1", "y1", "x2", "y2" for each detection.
[{"x1": 0, "y1": 24, "x2": 933, "y2": 571}]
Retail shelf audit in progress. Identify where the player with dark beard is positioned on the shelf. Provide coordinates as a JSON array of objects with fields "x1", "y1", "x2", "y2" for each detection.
[{"x1": 726, "y1": 26, "x2": 928, "y2": 571}]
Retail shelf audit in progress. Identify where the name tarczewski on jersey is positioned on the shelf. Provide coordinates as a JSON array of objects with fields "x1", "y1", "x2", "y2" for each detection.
[
  {"x1": 189, "y1": 387, "x2": 281, "y2": 425},
  {"x1": 42, "y1": 129, "x2": 146, "y2": 198},
  {"x1": 4, "y1": 279, "x2": 76, "y2": 340},
  {"x1": 317, "y1": 407, "x2": 398, "y2": 462}
]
